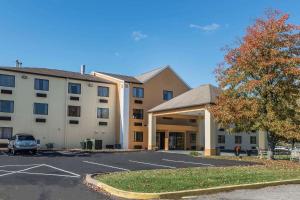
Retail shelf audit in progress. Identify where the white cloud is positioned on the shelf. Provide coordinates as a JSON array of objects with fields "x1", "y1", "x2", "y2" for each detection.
[
  {"x1": 132, "y1": 31, "x2": 148, "y2": 41},
  {"x1": 189, "y1": 23, "x2": 220, "y2": 32}
]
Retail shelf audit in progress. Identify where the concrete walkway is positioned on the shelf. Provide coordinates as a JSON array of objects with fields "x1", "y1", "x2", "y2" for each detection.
[{"x1": 184, "y1": 184, "x2": 300, "y2": 200}]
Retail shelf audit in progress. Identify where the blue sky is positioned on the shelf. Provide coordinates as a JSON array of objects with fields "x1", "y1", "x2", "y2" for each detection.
[{"x1": 0, "y1": 0, "x2": 299, "y2": 87}]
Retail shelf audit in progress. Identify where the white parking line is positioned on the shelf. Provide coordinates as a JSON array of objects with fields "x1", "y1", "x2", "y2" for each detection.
[
  {"x1": 0, "y1": 164, "x2": 43, "y2": 177},
  {"x1": 83, "y1": 161, "x2": 130, "y2": 171},
  {"x1": 129, "y1": 160, "x2": 176, "y2": 169},
  {"x1": 0, "y1": 164, "x2": 40, "y2": 168},
  {"x1": 42, "y1": 164, "x2": 80, "y2": 177},
  {"x1": 0, "y1": 164, "x2": 80, "y2": 178},
  {"x1": 162, "y1": 159, "x2": 215, "y2": 166}
]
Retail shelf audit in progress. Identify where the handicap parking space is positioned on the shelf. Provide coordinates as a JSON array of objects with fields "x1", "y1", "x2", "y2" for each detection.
[
  {"x1": 0, "y1": 150, "x2": 257, "y2": 200},
  {"x1": 0, "y1": 163, "x2": 80, "y2": 178}
]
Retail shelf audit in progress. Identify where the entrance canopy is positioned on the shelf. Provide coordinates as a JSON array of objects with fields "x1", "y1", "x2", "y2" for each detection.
[
  {"x1": 149, "y1": 84, "x2": 220, "y2": 114},
  {"x1": 148, "y1": 84, "x2": 221, "y2": 156}
]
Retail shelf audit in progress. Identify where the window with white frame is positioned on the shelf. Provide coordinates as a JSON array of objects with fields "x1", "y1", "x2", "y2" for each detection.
[
  {"x1": 218, "y1": 135, "x2": 225, "y2": 144},
  {"x1": 33, "y1": 103, "x2": 48, "y2": 115},
  {"x1": 133, "y1": 87, "x2": 144, "y2": 98},
  {"x1": 133, "y1": 109, "x2": 143, "y2": 119},
  {"x1": 163, "y1": 90, "x2": 173, "y2": 100},
  {"x1": 235, "y1": 136, "x2": 242, "y2": 144},
  {"x1": 0, "y1": 127, "x2": 12, "y2": 139},
  {"x1": 134, "y1": 132, "x2": 143, "y2": 142},
  {"x1": 68, "y1": 83, "x2": 81, "y2": 94},
  {"x1": 98, "y1": 86, "x2": 109, "y2": 97},
  {"x1": 0, "y1": 74, "x2": 15, "y2": 87},
  {"x1": 34, "y1": 78, "x2": 49, "y2": 91},
  {"x1": 0, "y1": 100, "x2": 14, "y2": 113},
  {"x1": 250, "y1": 136, "x2": 257, "y2": 144},
  {"x1": 97, "y1": 108, "x2": 109, "y2": 119},
  {"x1": 68, "y1": 106, "x2": 81, "y2": 117}
]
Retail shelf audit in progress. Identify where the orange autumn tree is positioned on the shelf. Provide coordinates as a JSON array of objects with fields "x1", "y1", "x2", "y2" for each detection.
[{"x1": 210, "y1": 10, "x2": 300, "y2": 156}]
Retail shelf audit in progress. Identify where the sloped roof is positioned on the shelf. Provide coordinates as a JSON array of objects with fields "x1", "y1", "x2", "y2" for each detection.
[
  {"x1": 95, "y1": 65, "x2": 190, "y2": 88},
  {"x1": 135, "y1": 66, "x2": 167, "y2": 83},
  {"x1": 149, "y1": 84, "x2": 220, "y2": 113},
  {"x1": 135, "y1": 65, "x2": 190, "y2": 88},
  {"x1": 95, "y1": 72, "x2": 142, "y2": 84},
  {"x1": 0, "y1": 66, "x2": 113, "y2": 83}
]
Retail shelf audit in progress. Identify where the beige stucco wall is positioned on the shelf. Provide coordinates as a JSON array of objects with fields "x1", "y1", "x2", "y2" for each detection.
[
  {"x1": 129, "y1": 68, "x2": 190, "y2": 149},
  {"x1": 0, "y1": 69, "x2": 117, "y2": 149}
]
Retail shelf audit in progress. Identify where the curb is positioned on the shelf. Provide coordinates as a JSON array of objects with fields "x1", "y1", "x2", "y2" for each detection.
[{"x1": 85, "y1": 174, "x2": 300, "y2": 199}]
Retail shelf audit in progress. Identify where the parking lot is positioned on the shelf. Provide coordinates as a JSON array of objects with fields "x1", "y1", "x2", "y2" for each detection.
[{"x1": 0, "y1": 150, "x2": 255, "y2": 200}]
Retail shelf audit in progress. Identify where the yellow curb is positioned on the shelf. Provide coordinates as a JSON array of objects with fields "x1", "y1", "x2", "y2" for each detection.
[{"x1": 85, "y1": 174, "x2": 300, "y2": 200}]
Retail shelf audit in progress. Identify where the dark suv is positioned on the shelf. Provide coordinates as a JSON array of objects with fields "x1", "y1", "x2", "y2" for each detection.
[{"x1": 8, "y1": 134, "x2": 38, "y2": 155}]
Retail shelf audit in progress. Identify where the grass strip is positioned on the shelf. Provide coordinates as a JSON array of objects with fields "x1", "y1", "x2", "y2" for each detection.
[{"x1": 95, "y1": 159, "x2": 300, "y2": 193}]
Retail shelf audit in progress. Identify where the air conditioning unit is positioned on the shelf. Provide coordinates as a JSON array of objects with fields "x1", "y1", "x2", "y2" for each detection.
[{"x1": 21, "y1": 75, "x2": 28, "y2": 79}]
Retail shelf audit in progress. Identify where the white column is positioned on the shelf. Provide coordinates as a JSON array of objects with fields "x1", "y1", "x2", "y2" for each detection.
[
  {"x1": 204, "y1": 109, "x2": 217, "y2": 156},
  {"x1": 120, "y1": 82, "x2": 130, "y2": 149},
  {"x1": 258, "y1": 131, "x2": 268, "y2": 150},
  {"x1": 148, "y1": 113, "x2": 157, "y2": 150}
]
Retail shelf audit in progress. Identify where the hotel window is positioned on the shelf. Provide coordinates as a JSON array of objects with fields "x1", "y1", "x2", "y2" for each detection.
[
  {"x1": 34, "y1": 78, "x2": 49, "y2": 91},
  {"x1": 97, "y1": 108, "x2": 109, "y2": 119},
  {"x1": 190, "y1": 133, "x2": 196, "y2": 143},
  {"x1": 33, "y1": 103, "x2": 48, "y2": 115},
  {"x1": 134, "y1": 132, "x2": 143, "y2": 142},
  {"x1": 133, "y1": 109, "x2": 143, "y2": 119},
  {"x1": 68, "y1": 83, "x2": 81, "y2": 94},
  {"x1": 133, "y1": 87, "x2": 144, "y2": 98},
  {"x1": 0, "y1": 74, "x2": 15, "y2": 87},
  {"x1": 0, "y1": 127, "x2": 13, "y2": 139},
  {"x1": 235, "y1": 136, "x2": 242, "y2": 144},
  {"x1": 250, "y1": 136, "x2": 257, "y2": 144},
  {"x1": 0, "y1": 100, "x2": 14, "y2": 113},
  {"x1": 163, "y1": 90, "x2": 173, "y2": 100},
  {"x1": 68, "y1": 106, "x2": 81, "y2": 117},
  {"x1": 98, "y1": 86, "x2": 109, "y2": 97},
  {"x1": 218, "y1": 135, "x2": 225, "y2": 144}
]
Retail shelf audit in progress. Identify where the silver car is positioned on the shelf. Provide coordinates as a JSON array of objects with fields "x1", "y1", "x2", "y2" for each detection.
[{"x1": 8, "y1": 134, "x2": 38, "y2": 155}]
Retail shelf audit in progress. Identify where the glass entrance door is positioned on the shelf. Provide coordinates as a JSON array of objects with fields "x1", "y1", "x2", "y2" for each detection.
[
  {"x1": 169, "y1": 132, "x2": 184, "y2": 150},
  {"x1": 156, "y1": 132, "x2": 165, "y2": 150}
]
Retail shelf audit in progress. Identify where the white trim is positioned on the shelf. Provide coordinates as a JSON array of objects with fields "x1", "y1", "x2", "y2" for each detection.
[{"x1": 91, "y1": 71, "x2": 124, "y2": 83}]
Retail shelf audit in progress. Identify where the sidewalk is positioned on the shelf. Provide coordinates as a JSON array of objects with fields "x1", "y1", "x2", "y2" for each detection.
[{"x1": 184, "y1": 184, "x2": 300, "y2": 200}]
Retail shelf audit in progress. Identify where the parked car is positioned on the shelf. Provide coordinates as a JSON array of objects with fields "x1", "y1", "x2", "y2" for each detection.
[
  {"x1": 8, "y1": 134, "x2": 38, "y2": 155},
  {"x1": 274, "y1": 146, "x2": 290, "y2": 151}
]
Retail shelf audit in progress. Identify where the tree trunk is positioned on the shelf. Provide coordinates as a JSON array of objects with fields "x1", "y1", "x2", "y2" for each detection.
[
  {"x1": 292, "y1": 139, "x2": 295, "y2": 149},
  {"x1": 267, "y1": 132, "x2": 277, "y2": 160}
]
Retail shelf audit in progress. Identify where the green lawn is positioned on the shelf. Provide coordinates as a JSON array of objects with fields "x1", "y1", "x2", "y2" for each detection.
[{"x1": 95, "y1": 159, "x2": 300, "y2": 193}]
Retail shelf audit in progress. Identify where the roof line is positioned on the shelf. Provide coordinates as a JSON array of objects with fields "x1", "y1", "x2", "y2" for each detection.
[
  {"x1": 0, "y1": 67, "x2": 112, "y2": 84},
  {"x1": 137, "y1": 65, "x2": 168, "y2": 76},
  {"x1": 92, "y1": 71, "x2": 125, "y2": 83},
  {"x1": 93, "y1": 71, "x2": 142, "y2": 84},
  {"x1": 165, "y1": 66, "x2": 191, "y2": 89}
]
